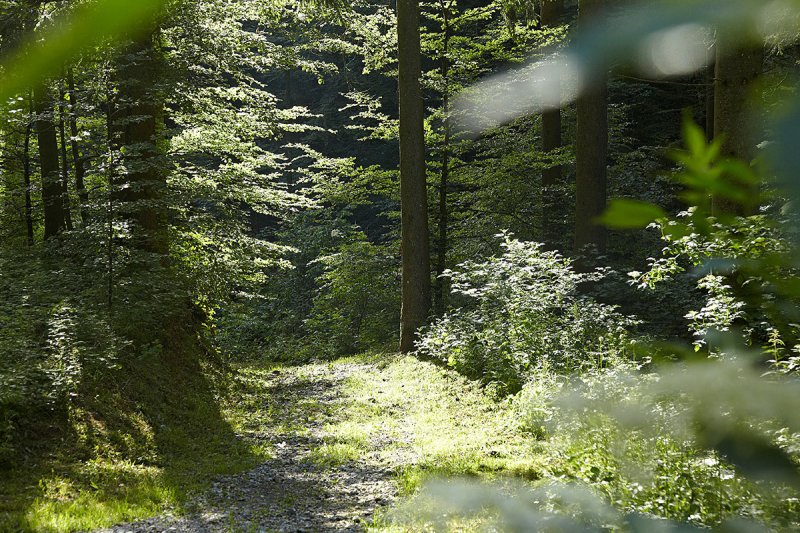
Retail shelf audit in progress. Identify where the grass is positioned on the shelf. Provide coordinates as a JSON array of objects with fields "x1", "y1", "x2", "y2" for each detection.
[
  {"x1": 271, "y1": 353, "x2": 548, "y2": 531},
  {"x1": 0, "y1": 351, "x2": 545, "y2": 532},
  {"x1": 0, "y1": 347, "x2": 270, "y2": 532},
  {"x1": 332, "y1": 354, "x2": 543, "y2": 492}
]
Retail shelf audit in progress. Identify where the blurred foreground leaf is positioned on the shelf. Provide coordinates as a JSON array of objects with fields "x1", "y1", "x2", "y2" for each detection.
[
  {"x1": 0, "y1": 0, "x2": 164, "y2": 102},
  {"x1": 455, "y1": 0, "x2": 800, "y2": 132},
  {"x1": 598, "y1": 199, "x2": 666, "y2": 229}
]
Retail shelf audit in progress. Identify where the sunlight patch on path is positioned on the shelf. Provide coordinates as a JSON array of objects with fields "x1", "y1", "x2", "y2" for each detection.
[{"x1": 97, "y1": 354, "x2": 543, "y2": 532}]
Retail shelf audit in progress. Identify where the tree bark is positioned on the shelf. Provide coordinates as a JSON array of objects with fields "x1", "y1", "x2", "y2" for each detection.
[
  {"x1": 397, "y1": 0, "x2": 431, "y2": 353},
  {"x1": 34, "y1": 83, "x2": 66, "y2": 239},
  {"x1": 705, "y1": 61, "x2": 715, "y2": 142},
  {"x1": 434, "y1": 0, "x2": 451, "y2": 316},
  {"x1": 67, "y1": 69, "x2": 89, "y2": 224},
  {"x1": 574, "y1": 0, "x2": 608, "y2": 253},
  {"x1": 114, "y1": 33, "x2": 167, "y2": 255},
  {"x1": 712, "y1": 42, "x2": 762, "y2": 215},
  {"x1": 23, "y1": 92, "x2": 34, "y2": 246},
  {"x1": 540, "y1": 0, "x2": 563, "y2": 247},
  {"x1": 58, "y1": 83, "x2": 73, "y2": 231},
  {"x1": 105, "y1": 87, "x2": 116, "y2": 310}
]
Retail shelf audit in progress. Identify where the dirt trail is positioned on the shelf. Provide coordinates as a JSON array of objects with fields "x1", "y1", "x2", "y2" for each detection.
[{"x1": 98, "y1": 362, "x2": 401, "y2": 533}]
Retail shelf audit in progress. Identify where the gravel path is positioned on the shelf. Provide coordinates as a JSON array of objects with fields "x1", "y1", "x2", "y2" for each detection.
[{"x1": 97, "y1": 362, "x2": 401, "y2": 533}]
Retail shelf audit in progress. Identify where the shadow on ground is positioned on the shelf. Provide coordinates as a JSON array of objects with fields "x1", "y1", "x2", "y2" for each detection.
[
  {"x1": 96, "y1": 362, "x2": 398, "y2": 532},
  {"x1": 0, "y1": 343, "x2": 261, "y2": 532}
]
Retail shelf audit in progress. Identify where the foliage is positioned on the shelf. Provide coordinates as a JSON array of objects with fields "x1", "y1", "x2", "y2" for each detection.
[
  {"x1": 4, "y1": 0, "x2": 800, "y2": 530},
  {"x1": 0, "y1": 0, "x2": 164, "y2": 101},
  {"x1": 418, "y1": 233, "x2": 637, "y2": 394},
  {"x1": 305, "y1": 238, "x2": 399, "y2": 356}
]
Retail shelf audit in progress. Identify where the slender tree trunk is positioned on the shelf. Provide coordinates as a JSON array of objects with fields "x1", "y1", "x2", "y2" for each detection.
[
  {"x1": 58, "y1": 83, "x2": 73, "y2": 231},
  {"x1": 540, "y1": 0, "x2": 563, "y2": 247},
  {"x1": 574, "y1": 0, "x2": 608, "y2": 253},
  {"x1": 67, "y1": 69, "x2": 89, "y2": 224},
  {"x1": 23, "y1": 92, "x2": 34, "y2": 246},
  {"x1": 34, "y1": 83, "x2": 66, "y2": 239},
  {"x1": 434, "y1": 1, "x2": 451, "y2": 316},
  {"x1": 106, "y1": 88, "x2": 116, "y2": 310},
  {"x1": 397, "y1": 0, "x2": 431, "y2": 352},
  {"x1": 712, "y1": 42, "x2": 762, "y2": 215},
  {"x1": 705, "y1": 61, "x2": 715, "y2": 142}
]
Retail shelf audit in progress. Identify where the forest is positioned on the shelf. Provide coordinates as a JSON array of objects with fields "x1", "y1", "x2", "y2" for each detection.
[{"x1": 1, "y1": 0, "x2": 800, "y2": 531}]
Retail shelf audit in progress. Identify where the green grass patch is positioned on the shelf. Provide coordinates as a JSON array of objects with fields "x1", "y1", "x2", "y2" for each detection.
[
  {"x1": 309, "y1": 441, "x2": 366, "y2": 468},
  {"x1": 296, "y1": 353, "x2": 545, "y2": 530},
  {"x1": 0, "y1": 346, "x2": 270, "y2": 532}
]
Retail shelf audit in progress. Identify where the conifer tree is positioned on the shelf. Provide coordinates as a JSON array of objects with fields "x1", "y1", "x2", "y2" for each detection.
[
  {"x1": 540, "y1": 0, "x2": 563, "y2": 247},
  {"x1": 712, "y1": 40, "x2": 762, "y2": 215},
  {"x1": 397, "y1": 0, "x2": 431, "y2": 352},
  {"x1": 574, "y1": 0, "x2": 607, "y2": 253}
]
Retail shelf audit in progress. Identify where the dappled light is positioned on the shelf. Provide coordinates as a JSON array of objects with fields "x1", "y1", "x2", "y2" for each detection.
[{"x1": 2, "y1": 0, "x2": 800, "y2": 531}]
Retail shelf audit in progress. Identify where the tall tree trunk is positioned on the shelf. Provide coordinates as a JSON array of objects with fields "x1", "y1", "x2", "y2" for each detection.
[
  {"x1": 105, "y1": 87, "x2": 116, "y2": 310},
  {"x1": 397, "y1": 0, "x2": 431, "y2": 353},
  {"x1": 540, "y1": 0, "x2": 563, "y2": 247},
  {"x1": 34, "y1": 83, "x2": 66, "y2": 239},
  {"x1": 67, "y1": 69, "x2": 89, "y2": 224},
  {"x1": 114, "y1": 33, "x2": 167, "y2": 255},
  {"x1": 705, "y1": 60, "x2": 715, "y2": 142},
  {"x1": 712, "y1": 42, "x2": 762, "y2": 215},
  {"x1": 23, "y1": 92, "x2": 34, "y2": 246},
  {"x1": 434, "y1": 0, "x2": 451, "y2": 316},
  {"x1": 574, "y1": 0, "x2": 608, "y2": 254},
  {"x1": 58, "y1": 83, "x2": 73, "y2": 231}
]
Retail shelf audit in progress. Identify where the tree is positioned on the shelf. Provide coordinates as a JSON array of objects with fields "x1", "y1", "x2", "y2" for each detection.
[
  {"x1": 23, "y1": 92, "x2": 34, "y2": 245},
  {"x1": 112, "y1": 32, "x2": 167, "y2": 255},
  {"x1": 67, "y1": 68, "x2": 89, "y2": 224},
  {"x1": 574, "y1": 0, "x2": 607, "y2": 253},
  {"x1": 397, "y1": 0, "x2": 431, "y2": 352},
  {"x1": 712, "y1": 39, "x2": 762, "y2": 215},
  {"x1": 34, "y1": 83, "x2": 66, "y2": 239},
  {"x1": 433, "y1": 0, "x2": 453, "y2": 315},
  {"x1": 58, "y1": 79, "x2": 73, "y2": 231},
  {"x1": 540, "y1": 0, "x2": 563, "y2": 247}
]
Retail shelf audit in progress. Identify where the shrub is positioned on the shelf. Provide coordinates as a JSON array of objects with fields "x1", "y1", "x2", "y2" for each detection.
[
  {"x1": 305, "y1": 239, "x2": 399, "y2": 356},
  {"x1": 417, "y1": 234, "x2": 637, "y2": 394}
]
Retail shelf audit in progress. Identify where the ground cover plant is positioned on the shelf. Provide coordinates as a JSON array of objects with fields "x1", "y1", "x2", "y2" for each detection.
[{"x1": 2, "y1": 0, "x2": 800, "y2": 531}]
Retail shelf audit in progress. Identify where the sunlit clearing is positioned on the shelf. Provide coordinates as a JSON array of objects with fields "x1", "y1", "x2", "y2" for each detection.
[
  {"x1": 453, "y1": 56, "x2": 584, "y2": 134},
  {"x1": 636, "y1": 23, "x2": 713, "y2": 77}
]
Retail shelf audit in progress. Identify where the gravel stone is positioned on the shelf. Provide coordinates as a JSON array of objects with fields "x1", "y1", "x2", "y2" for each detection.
[{"x1": 95, "y1": 363, "x2": 401, "y2": 533}]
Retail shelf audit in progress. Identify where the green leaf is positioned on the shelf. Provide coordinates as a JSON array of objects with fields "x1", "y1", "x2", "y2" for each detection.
[
  {"x1": 682, "y1": 112, "x2": 707, "y2": 157},
  {"x1": 0, "y1": 0, "x2": 164, "y2": 102},
  {"x1": 699, "y1": 425, "x2": 800, "y2": 489},
  {"x1": 597, "y1": 199, "x2": 667, "y2": 229}
]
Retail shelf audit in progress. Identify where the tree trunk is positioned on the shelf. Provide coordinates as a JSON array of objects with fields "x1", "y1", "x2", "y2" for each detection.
[
  {"x1": 58, "y1": 83, "x2": 73, "y2": 231},
  {"x1": 67, "y1": 69, "x2": 89, "y2": 224},
  {"x1": 540, "y1": 0, "x2": 563, "y2": 247},
  {"x1": 105, "y1": 88, "x2": 116, "y2": 310},
  {"x1": 23, "y1": 92, "x2": 34, "y2": 246},
  {"x1": 434, "y1": 1, "x2": 451, "y2": 316},
  {"x1": 705, "y1": 61, "x2": 715, "y2": 142},
  {"x1": 574, "y1": 0, "x2": 608, "y2": 254},
  {"x1": 397, "y1": 0, "x2": 431, "y2": 353},
  {"x1": 34, "y1": 83, "x2": 66, "y2": 239},
  {"x1": 114, "y1": 33, "x2": 167, "y2": 255},
  {"x1": 712, "y1": 42, "x2": 762, "y2": 215}
]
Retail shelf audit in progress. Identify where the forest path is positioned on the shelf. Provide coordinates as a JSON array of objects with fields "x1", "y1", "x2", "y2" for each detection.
[{"x1": 98, "y1": 354, "x2": 538, "y2": 532}]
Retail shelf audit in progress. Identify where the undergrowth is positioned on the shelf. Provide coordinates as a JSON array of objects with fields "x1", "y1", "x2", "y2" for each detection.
[{"x1": 0, "y1": 339, "x2": 269, "y2": 532}]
